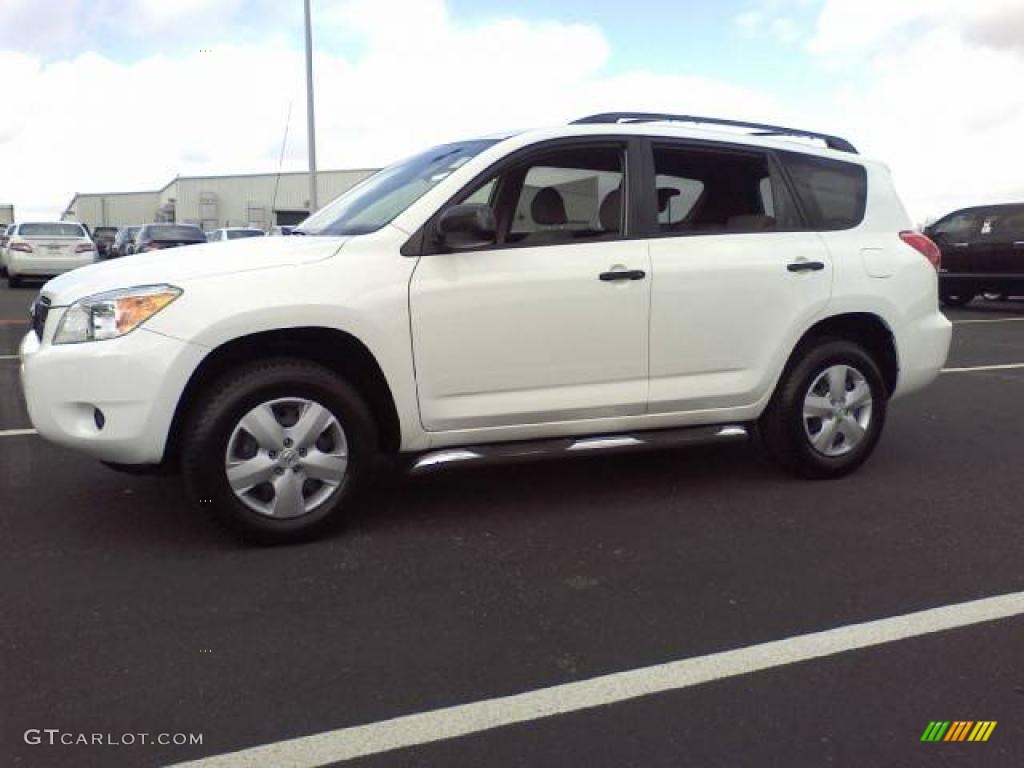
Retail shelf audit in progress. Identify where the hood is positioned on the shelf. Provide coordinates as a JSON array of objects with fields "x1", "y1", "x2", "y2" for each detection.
[{"x1": 41, "y1": 235, "x2": 349, "y2": 305}]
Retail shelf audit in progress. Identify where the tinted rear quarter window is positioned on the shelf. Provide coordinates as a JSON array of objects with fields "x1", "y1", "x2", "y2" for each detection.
[{"x1": 780, "y1": 152, "x2": 867, "y2": 231}]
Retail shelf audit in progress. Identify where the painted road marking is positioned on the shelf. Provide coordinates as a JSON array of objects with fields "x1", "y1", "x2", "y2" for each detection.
[
  {"x1": 942, "y1": 362, "x2": 1024, "y2": 373},
  {"x1": 0, "y1": 355, "x2": 18, "y2": 360},
  {"x1": 0, "y1": 319, "x2": 29, "y2": 327},
  {"x1": 170, "y1": 590, "x2": 1024, "y2": 768},
  {"x1": 0, "y1": 428, "x2": 36, "y2": 437},
  {"x1": 953, "y1": 317, "x2": 1024, "y2": 325}
]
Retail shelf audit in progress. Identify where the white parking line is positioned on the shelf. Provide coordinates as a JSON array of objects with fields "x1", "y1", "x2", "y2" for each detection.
[
  {"x1": 942, "y1": 362, "x2": 1024, "y2": 373},
  {"x1": 0, "y1": 355, "x2": 18, "y2": 360},
  {"x1": 953, "y1": 317, "x2": 1024, "y2": 325},
  {"x1": 0, "y1": 428, "x2": 36, "y2": 437},
  {"x1": 170, "y1": 590, "x2": 1024, "y2": 768}
]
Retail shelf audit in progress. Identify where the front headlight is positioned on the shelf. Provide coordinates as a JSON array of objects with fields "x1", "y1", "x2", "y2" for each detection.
[{"x1": 53, "y1": 285, "x2": 182, "y2": 345}]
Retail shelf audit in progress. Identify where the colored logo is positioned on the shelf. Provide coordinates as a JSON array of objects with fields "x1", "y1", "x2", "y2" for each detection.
[{"x1": 921, "y1": 721, "x2": 997, "y2": 742}]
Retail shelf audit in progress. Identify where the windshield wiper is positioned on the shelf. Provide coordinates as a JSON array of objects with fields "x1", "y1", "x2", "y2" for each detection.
[{"x1": 290, "y1": 228, "x2": 308, "y2": 236}]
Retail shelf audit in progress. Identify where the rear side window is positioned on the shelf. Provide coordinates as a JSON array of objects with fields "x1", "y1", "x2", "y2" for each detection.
[
  {"x1": 780, "y1": 153, "x2": 867, "y2": 231},
  {"x1": 979, "y1": 207, "x2": 1024, "y2": 241},
  {"x1": 20, "y1": 223, "x2": 87, "y2": 237},
  {"x1": 931, "y1": 211, "x2": 981, "y2": 240},
  {"x1": 651, "y1": 144, "x2": 800, "y2": 234}
]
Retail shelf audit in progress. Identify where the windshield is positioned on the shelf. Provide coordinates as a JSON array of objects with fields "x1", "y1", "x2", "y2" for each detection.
[
  {"x1": 298, "y1": 139, "x2": 498, "y2": 236},
  {"x1": 20, "y1": 223, "x2": 87, "y2": 237},
  {"x1": 227, "y1": 229, "x2": 265, "y2": 240}
]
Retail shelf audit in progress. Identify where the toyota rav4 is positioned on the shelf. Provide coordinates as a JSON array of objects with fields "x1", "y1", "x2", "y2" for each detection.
[{"x1": 19, "y1": 113, "x2": 952, "y2": 542}]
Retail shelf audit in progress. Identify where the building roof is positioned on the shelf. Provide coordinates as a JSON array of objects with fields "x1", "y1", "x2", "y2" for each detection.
[{"x1": 65, "y1": 167, "x2": 378, "y2": 214}]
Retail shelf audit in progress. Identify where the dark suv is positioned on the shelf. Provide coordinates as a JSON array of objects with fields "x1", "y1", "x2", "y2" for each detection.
[
  {"x1": 132, "y1": 223, "x2": 207, "y2": 253},
  {"x1": 109, "y1": 226, "x2": 141, "y2": 258},
  {"x1": 926, "y1": 203, "x2": 1024, "y2": 306}
]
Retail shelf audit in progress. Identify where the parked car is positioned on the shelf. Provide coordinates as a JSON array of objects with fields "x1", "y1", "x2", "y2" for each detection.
[
  {"x1": 925, "y1": 203, "x2": 1024, "y2": 306},
  {"x1": 268, "y1": 225, "x2": 295, "y2": 236},
  {"x1": 207, "y1": 227, "x2": 266, "y2": 242},
  {"x1": 19, "y1": 112, "x2": 951, "y2": 542},
  {"x1": 92, "y1": 227, "x2": 118, "y2": 259},
  {"x1": 108, "y1": 226, "x2": 141, "y2": 259},
  {"x1": 131, "y1": 223, "x2": 207, "y2": 253},
  {"x1": 6, "y1": 222, "x2": 95, "y2": 288},
  {"x1": 0, "y1": 223, "x2": 14, "y2": 277}
]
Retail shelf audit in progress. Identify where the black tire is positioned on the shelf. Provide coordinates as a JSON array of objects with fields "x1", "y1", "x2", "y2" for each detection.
[
  {"x1": 939, "y1": 290, "x2": 974, "y2": 307},
  {"x1": 181, "y1": 358, "x2": 377, "y2": 544},
  {"x1": 758, "y1": 339, "x2": 888, "y2": 479},
  {"x1": 7, "y1": 274, "x2": 21, "y2": 288}
]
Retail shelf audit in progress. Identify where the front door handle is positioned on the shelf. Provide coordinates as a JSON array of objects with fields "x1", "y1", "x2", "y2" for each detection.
[
  {"x1": 787, "y1": 260, "x2": 825, "y2": 273},
  {"x1": 599, "y1": 269, "x2": 646, "y2": 281}
]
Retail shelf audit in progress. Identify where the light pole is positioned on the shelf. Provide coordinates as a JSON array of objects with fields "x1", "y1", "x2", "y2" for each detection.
[{"x1": 303, "y1": 0, "x2": 318, "y2": 214}]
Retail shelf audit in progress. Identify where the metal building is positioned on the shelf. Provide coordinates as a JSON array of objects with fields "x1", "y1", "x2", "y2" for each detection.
[{"x1": 63, "y1": 168, "x2": 376, "y2": 232}]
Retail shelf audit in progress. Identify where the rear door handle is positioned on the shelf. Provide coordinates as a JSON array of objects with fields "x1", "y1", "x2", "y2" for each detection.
[
  {"x1": 599, "y1": 269, "x2": 646, "y2": 281},
  {"x1": 787, "y1": 260, "x2": 825, "y2": 273}
]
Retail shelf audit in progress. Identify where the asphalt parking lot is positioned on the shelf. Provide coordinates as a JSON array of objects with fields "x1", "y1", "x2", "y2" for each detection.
[{"x1": 2, "y1": 279, "x2": 1024, "y2": 767}]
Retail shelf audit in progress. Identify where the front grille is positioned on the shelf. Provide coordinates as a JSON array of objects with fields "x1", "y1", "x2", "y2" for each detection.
[{"x1": 31, "y1": 295, "x2": 51, "y2": 340}]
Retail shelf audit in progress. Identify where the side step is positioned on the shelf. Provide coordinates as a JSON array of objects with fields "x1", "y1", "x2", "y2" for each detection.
[{"x1": 409, "y1": 424, "x2": 749, "y2": 475}]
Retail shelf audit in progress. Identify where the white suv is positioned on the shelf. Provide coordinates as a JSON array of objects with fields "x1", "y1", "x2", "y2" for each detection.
[{"x1": 19, "y1": 113, "x2": 951, "y2": 542}]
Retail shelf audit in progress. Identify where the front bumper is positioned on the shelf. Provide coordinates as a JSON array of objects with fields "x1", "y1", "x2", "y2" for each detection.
[{"x1": 19, "y1": 325, "x2": 208, "y2": 464}]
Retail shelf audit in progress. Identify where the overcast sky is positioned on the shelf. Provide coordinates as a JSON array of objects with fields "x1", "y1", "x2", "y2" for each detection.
[{"x1": 1, "y1": 0, "x2": 1022, "y2": 223}]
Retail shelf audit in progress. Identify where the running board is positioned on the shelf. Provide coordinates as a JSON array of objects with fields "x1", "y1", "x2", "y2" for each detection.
[{"x1": 409, "y1": 425, "x2": 749, "y2": 475}]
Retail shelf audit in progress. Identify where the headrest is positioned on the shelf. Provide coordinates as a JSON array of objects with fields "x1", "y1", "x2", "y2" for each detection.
[
  {"x1": 657, "y1": 187, "x2": 680, "y2": 214},
  {"x1": 599, "y1": 189, "x2": 622, "y2": 232},
  {"x1": 531, "y1": 187, "x2": 568, "y2": 226}
]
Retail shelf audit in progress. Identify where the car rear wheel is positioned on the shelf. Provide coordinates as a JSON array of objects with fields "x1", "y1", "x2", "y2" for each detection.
[
  {"x1": 181, "y1": 358, "x2": 377, "y2": 543},
  {"x1": 758, "y1": 339, "x2": 887, "y2": 479},
  {"x1": 939, "y1": 290, "x2": 974, "y2": 307}
]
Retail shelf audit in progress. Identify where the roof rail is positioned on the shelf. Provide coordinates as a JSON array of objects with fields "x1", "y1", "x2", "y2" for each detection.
[{"x1": 570, "y1": 112, "x2": 858, "y2": 154}]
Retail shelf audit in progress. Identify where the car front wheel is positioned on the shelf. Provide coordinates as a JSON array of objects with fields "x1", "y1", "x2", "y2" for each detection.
[
  {"x1": 758, "y1": 339, "x2": 887, "y2": 479},
  {"x1": 940, "y1": 290, "x2": 974, "y2": 307},
  {"x1": 181, "y1": 358, "x2": 377, "y2": 543}
]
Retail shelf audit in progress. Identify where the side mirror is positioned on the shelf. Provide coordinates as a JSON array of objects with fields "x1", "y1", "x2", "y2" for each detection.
[{"x1": 436, "y1": 204, "x2": 497, "y2": 251}]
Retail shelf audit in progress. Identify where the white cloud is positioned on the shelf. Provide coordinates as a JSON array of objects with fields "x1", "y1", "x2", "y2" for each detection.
[
  {"x1": 0, "y1": 0, "x2": 783, "y2": 220},
  {"x1": 4, "y1": 0, "x2": 1022, "y2": 224},
  {"x1": 802, "y1": 0, "x2": 1024, "y2": 222}
]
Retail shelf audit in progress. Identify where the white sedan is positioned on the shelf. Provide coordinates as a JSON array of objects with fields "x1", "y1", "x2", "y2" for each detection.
[
  {"x1": 6, "y1": 222, "x2": 96, "y2": 288},
  {"x1": 207, "y1": 227, "x2": 266, "y2": 242}
]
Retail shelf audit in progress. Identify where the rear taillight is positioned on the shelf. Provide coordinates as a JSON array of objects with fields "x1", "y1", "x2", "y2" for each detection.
[
  {"x1": 10, "y1": 242, "x2": 32, "y2": 253},
  {"x1": 900, "y1": 231, "x2": 941, "y2": 271},
  {"x1": 141, "y1": 243, "x2": 163, "y2": 252},
  {"x1": 76, "y1": 243, "x2": 96, "y2": 253}
]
